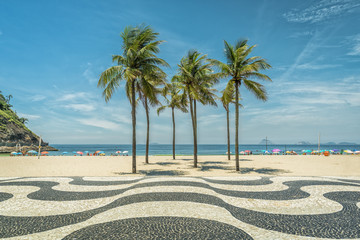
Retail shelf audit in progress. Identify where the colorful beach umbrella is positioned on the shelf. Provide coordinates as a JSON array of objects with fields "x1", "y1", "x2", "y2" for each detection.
[
  {"x1": 77, "y1": 151, "x2": 83, "y2": 155},
  {"x1": 272, "y1": 149, "x2": 281, "y2": 152},
  {"x1": 302, "y1": 150, "x2": 312, "y2": 153},
  {"x1": 41, "y1": 151, "x2": 49, "y2": 155},
  {"x1": 27, "y1": 150, "x2": 37, "y2": 154},
  {"x1": 62, "y1": 152, "x2": 68, "y2": 155},
  {"x1": 116, "y1": 151, "x2": 122, "y2": 154}
]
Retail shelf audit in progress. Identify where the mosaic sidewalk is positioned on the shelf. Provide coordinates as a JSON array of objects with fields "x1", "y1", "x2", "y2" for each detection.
[{"x1": 0, "y1": 176, "x2": 359, "y2": 239}]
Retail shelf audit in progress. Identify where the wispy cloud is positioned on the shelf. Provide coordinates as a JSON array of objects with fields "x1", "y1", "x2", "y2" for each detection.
[
  {"x1": 83, "y1": 63, "x2": 98, "y2": 84},
  {"x1": 18, "y1": 113, "x2": 41, "y2": 120},
  {"x1": 289, "y1": 31, "x2": 314, "y2": 38},
  {"x1": 64, "y1": 104, "x2": 95, "y2": 112},
  {"x1": 31, "y1": 95, "x2": 46, "y2": 102},
  {"x1": 296, "y1": 63, "x2": 341, "y2": 70},
  {"x1": 347, "y1": 34, "x2": 360, "y2": 55},
  {"x1": 283, "y1": 0, "x2": 360, "y2": 23},
  {"x1": 57, "y1": 92, "x2": 91, "y2": 102},
  {"x1": 77, "y1": 118, "x2": 122, "y2": 130},
  {"x1": 278, "y1": 31, "x2": 321, "y2": 81},
  {"x1": 272, "y1": 76, "x2": 360, "y2": 107}
]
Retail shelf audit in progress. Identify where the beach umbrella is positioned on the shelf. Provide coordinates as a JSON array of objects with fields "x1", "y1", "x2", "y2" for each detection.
[
  {"x1": 27, "y1": 150, "x2": 37, "y2": 155},
  {"x1": 302, "y1": 150, "x2": 312, "y2": 153},
  {"x1": 240, "y1": 151, "x2": 245, "y2": 155},
  {"x1": 62, "y1": 152, "x2": 68, "y2": 155},
  {"x1": 272, "y1": 149, "x2": 281, "y2": 153},
  {"x1": 11, "y1": 152, "x2": 17, "y2": 155},
  {"x1": 355, "y1": 151, "x2": 360, "y2": 154},
  {"x1": 41, "y1": 151, "x2": 49, "y2": 155},
  {"x1": 332, "y1": 149, "x2": 339, "y2": 152},
  {"x1": 16, "y1": 152, "x2": 23, "y2": 155},
  {"x1": 344, "y1": 150, "x2": 353, "y2": 154},
  {"x1": 72, "y1": 151, "x2": 77, "y2": 154},
  {"x1": 77, "y1": 151, "x2": 83, "y2": 155},
  {"x1": 122, "y1": 151, "x2": 128, "y2": 154},
  {"x1": 116, "y1": 151, "x2": 122, "y2": 154}
]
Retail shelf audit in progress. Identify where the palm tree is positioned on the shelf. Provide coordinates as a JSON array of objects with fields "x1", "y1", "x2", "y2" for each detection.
[
  {"x1": 157, "y1": 82, "x2": 188, "y2": 159},
  {"x1": 210, "y1": 40, "x2": 272, "y2": 171},
  {"x1": 98, "y1": 25, "x2": 168, "y2": 173},
  {"x1": 220, "y1": 81, "x2": 234, "y2": 161},
  {"x1": 220, "y1": 81, "x2": 243, "y2": 161},
  {"x1": 174, "y1": 50, "x2": 219, "y2": 167},
  {"x1": 137, "y1": 70, "x2": 167, "y2": 164}
]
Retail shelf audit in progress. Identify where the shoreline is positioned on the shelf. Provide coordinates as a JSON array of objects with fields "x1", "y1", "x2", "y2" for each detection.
[{"x1": 0, "y1": 155, "x2": 359, "y2": 177}]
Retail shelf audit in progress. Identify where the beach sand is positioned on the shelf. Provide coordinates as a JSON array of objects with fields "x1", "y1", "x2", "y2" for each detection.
[{"x1": 0, "y1": 154, "x2": 359, "y2": 177}]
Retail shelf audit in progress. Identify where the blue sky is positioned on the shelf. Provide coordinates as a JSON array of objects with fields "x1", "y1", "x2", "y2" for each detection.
[{"x1": 0, "y1": 0, "x2": 359, "y2": 144}]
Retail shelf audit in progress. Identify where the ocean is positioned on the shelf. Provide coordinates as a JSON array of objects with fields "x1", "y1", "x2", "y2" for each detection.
[{"x1": 49, "y1": 144, "x2": 360, "y2": 156}]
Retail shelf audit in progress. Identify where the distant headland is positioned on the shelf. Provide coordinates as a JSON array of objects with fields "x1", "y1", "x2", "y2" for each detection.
[{"x1": 0, "y1": 91, "x2": 57, "y2": 153}]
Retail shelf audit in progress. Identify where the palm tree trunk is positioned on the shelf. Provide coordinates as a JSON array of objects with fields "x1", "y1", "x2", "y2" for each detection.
[
  {"x1": 194, "y1": 99, "x2": 197, "y2": 165},
  {"x1": 131, "y1": 80, "x2": 136, "y2": 173},
  {"x1": 145, "y1": 96, "x2": 149, "y2": 164},
  {"x1": 235, "y1": 81, "x2": 239, "y2": 171},
  {"x1": 226, "y1": 104, "x2": 230, "y2": 160},
  {"x1": 172, "y1": 107, "x2": 175, "y2": 160},
  {"x1": 188, "y1": 94, "x2": 197, "y2": 168}
]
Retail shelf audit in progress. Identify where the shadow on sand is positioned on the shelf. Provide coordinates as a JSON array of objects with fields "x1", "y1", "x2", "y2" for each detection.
[
  {"x1": 156, "y1": 162, "x2": 180, "y2": 166},
  {"x1": 138, "y1": 170, "x2": 186, "y2": 176},
  {"x1": 239, "y1": 167, "x2": 290, "y2": 175}
]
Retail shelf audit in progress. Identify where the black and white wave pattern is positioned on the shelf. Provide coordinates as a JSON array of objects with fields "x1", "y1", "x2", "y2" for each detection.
[{"x1": 0, "y1": 176, "x2": 359, "y2": 239}]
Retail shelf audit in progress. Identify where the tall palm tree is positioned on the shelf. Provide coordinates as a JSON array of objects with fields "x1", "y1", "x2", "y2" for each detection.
[
  {"x1": 210, "y1": 40, "x2": 272, "y2": 171},
  {"x1": 137, "y1": 70, "x2": 167, "y2": 164},
  {"x1": 98, "y1": 25, "x2": 168, "y2": 173},
  {"x1": 157, "y1": 82, "x2": 188, "y2": 159},
  {"x1": 174, "y1": 50, "x2": 219, "y2": 167}
]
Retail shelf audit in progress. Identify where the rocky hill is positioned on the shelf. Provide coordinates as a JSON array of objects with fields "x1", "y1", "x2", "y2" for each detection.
[{"x1": 0, "y1": 91, "x2": 57, "y2": 153}]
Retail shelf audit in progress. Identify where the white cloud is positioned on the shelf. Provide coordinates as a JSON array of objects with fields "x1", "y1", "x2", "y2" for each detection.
[
  {"x1": 77, "y1": 118, "x2": 121, "y2": 130},
  {"x1": 283, "y1": 0, "x2": 360, "y2": 23},
  {"x1": 64, "y1": 104, "x2": 95, "y2": 112},
  {"x1": 347, "y1": 34, "x2": 360, "y2": 56}
]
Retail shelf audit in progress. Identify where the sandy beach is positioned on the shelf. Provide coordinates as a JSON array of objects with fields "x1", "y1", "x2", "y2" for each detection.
[{"x1": 0, "y1": 154, "x2": 359, "y2": 177}]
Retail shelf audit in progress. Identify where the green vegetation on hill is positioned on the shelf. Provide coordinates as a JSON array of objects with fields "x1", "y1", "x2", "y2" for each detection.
[{"x1": 0, "y1": 91, "x2": 43, "y2": 147}]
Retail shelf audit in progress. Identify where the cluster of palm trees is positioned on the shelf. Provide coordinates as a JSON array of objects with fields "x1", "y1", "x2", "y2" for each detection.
[{"x1": 98, "y1": 25, "x2": 272, "y2": 173}]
